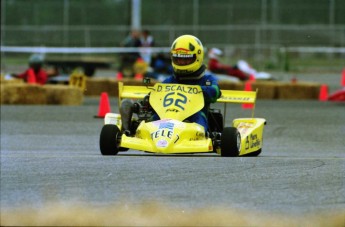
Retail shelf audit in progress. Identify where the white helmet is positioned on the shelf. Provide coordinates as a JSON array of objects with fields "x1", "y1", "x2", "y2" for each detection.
[{"x1": 208, "y1": 48, "x2": 223, "y2": 60}]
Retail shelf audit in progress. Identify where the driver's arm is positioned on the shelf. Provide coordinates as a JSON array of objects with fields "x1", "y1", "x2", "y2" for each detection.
[{"x1": 201, "y1": 78, "x2": 221, "y2": 103}]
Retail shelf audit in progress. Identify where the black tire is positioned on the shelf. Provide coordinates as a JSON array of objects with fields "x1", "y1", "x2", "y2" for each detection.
[
  {"x1": 100, "y1": 124, "x2": 120, "y2": 156},
  {"x1": 119, "y1": 147, "x2": 129, "y2": 152},
  {"x1": 220, "y1": 127, "x2": 241, "y2": 157}
]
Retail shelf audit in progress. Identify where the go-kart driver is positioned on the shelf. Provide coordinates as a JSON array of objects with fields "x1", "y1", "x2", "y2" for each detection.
[
  {"x1": 120, "y1": 34, "x2": 221, "y2": 134},
  {"x1": 12, "y1": 54, "x2": 48, "y2": 85}
]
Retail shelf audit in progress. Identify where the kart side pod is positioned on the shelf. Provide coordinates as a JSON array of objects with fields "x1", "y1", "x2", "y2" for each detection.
[
  {"x1": 104, "y1": 113, "x2": 122, "y2": 129},
  {"x1": 233, "y1": 118, "x2": 266, "y2": 156},
  {"x1": 218, "y1": 88, "x2": 266, "y2": 156}
]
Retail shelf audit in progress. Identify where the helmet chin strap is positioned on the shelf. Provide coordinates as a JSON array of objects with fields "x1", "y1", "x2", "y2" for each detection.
[{"x1": 174, "y1": 64, "x2": 206, "y2": 81}]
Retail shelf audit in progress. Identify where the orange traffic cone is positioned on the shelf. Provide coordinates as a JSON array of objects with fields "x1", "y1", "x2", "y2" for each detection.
[
  {"x1": 242, "y1": 81, "x2": 254, "y2": 109},
  {"x1": 291, "y1": 76, "x2": 297, "y2": 84},
  {"x1": 134, "y1": 73, "x2": 143, "y2": 80},
  {"x1": 95, "y1": 92, "x2": 111, "y2": 118},
  {"x1": 116, "y1": 72, "x2": 123, "y2": 80},
  {"x1": 318, "y1": 84, "x2": 328, "y2": 101},
  {"x1": 341, "y1": 69, "x2": 345, "y2": 87},
  {"x1": 249, "y1": 74, "x2": 256, "y2": 81}
]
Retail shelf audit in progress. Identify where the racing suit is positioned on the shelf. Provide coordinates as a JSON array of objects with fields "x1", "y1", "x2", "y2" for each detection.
[
  {"x1": 17, "y1": 68, "x2": 48, "y2": 85},
  {"x1": 120, "y1": 73, "x2": 221, "y2": 134}
]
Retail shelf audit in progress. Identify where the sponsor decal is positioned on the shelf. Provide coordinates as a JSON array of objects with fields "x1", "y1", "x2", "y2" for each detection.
[
  {"x1": 152, "y1": 119, "x2": 171, "y2": 127},
  {"x1": 172, "y1": 48, "x2": 190, "y2": 54},
  {"x1": 151, "y1": 129, "x2": 173, "y2": 140},
  {"x1": 174, "y1": 134, "x2": 180, "y2": 143},
  {"x1": 108, "y1": 118, "x2": 119, "y2": 125},
  {"x1": 134, "y1": 92, "x2": 148, "y2": 96},
  {"x1": 157, "y1": 85, "x2": 199, "y2": 94},
  {"x1": 189, "y1": 138, "x2": 200, "y2": 141},
  {"x1": 159, "y1": 122, "x2": 174, "y2": 130},
  {"x1": 175, "y1": 69, "x2": 193, "y2": 73},
  {"x1": 245, "y1": 134, "x2": 261, "y2": 150},
  {"x1": 166, "y1": 108, "x2": 180, "y2": 113},
  {"x1": 151, "y1": 123, "x2": 180, "y2": 145},
  {"x1": 220, "y1": 96, "x2": 252, "y2": 102},
  {"x1": 189, "y1": 132, "x2": 204, "y2": 141},
  {"x1": 237, "y1": 122, "x2": 253, "y2": 134},
  {"x1": 172, "y1": 53, "x2": 193, "y2": 58},
  {"x1": 196, "y1": 131, "x2": 205, "y2": 137},
  {"x1": 156, "y1": 139, "x2": 168, "y2": 148}
]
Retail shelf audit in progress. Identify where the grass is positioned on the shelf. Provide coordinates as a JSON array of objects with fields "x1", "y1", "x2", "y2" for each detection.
[{"x1": 1, "y1": 202, "x2": 344, "y2": 226}]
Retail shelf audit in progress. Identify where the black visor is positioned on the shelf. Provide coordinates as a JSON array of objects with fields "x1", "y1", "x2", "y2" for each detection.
[{"x1": 172, "y1": 54, "x2": 196, "y2": 66}]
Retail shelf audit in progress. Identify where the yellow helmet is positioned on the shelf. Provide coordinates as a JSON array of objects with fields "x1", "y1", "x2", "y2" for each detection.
[{"x1": 171, "y1": 35, "x2": 205, "y2": 80}]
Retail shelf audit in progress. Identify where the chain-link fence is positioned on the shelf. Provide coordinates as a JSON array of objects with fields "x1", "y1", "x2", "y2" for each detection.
[
  {"x1": 3, "y1": 24, "x2": 345, "y2": 48},
  {"x1": 1, "y1": 0, "x2": 344, "y2": 70},
  {"x1": 2, "y1": 0, "x2": 344, "y2": 46}
]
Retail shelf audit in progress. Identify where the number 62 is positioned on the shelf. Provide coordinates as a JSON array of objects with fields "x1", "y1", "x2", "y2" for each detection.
[{"x1": 163, "y1": 92, "x2": 187, "y2": 110}]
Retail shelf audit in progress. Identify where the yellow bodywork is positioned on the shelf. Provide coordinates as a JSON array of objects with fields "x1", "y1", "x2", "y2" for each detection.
[
  {"x1": 120, "y1": 119, "x2": 213, "y2": 154},
  {"x1": 217, "y1": 89, "x2": 265, "y2": 155},
  {"x1": 149, "y1": 84, "x2": 204, "y2": 121},
  {"x1": 106, "y1": 82, "x2": 266, "y2": 155},
  {"x1": 233, "y1": 118, "x2": 266, "y2": 156}
]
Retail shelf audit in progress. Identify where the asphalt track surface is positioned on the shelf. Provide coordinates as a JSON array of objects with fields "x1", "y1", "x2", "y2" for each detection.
[{"x1": 1, "y1": 96, "x2": 344, "y2": 220}]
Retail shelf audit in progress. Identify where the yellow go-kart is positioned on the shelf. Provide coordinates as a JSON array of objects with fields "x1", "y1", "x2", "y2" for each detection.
[{"x1": 99, "y1": 81, "x2": 266, "y2": 157}]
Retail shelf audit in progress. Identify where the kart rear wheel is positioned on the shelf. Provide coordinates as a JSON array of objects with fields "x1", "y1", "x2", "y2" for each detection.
[
  {"x1": 220, "y1": 127, "x2": 241, "y2": 157},
  {"x1": 100, "y1": 124, "x2": 120, "y2": 155}
]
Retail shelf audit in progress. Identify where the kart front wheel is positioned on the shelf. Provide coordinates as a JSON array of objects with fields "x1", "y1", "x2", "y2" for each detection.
[
  {"x1": 220, "y1": 127, "x2": 241, "y2": 157},
  {"x1": 100, "y1": 124, "x2": 120, "y2": 155}
]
